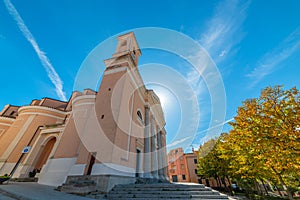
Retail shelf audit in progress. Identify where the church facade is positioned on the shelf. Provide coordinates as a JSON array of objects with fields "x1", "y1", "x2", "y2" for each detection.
[{"x1": 0, "y1": 32, "x2": 168, "y2": 192}]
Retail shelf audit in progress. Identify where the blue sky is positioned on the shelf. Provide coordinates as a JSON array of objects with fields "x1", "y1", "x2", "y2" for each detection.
[{"x1": 1, "y1": 0, "x2": 300, "y2": 152}]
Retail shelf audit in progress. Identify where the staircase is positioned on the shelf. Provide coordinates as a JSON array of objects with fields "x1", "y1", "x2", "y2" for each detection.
[
  {"x1": 106, "y1": 182, "x2": 230, "y2": 200},
  {"x1": 59, "y1": 179, "x2": 97, "y2": 195}
]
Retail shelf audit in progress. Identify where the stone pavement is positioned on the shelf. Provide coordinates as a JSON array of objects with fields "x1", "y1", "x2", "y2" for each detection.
[
  {"x1": 0, "y1": 182, "x2": 94, "y2": 200},
  {"x1": 0, "y1": 182, "x2": 238, "y2": 200},
  {"x1": 0, "y1": 192, "x2": 16, "y2": 200}
]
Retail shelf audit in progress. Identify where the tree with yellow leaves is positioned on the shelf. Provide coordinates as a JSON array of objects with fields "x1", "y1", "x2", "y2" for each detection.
[{"x1": 220, "y1": 85, "x2": 300, "y2": 199}]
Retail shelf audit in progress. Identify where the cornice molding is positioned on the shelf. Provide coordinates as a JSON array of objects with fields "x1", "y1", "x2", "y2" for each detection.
[
  {"x1": 0, "y1": 116, "x2": 15, "y2": 122},
  {"x1": 18, "y1": 106, "x2": 68, "y2": 116},
  {"x1": 72, "y1": 95, "x2": 96, "y2": 105}
]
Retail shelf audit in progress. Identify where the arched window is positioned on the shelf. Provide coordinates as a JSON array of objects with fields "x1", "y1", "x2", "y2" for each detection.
[{"x1": 137, "y1": 110, "x2": 143, "y2": 121}]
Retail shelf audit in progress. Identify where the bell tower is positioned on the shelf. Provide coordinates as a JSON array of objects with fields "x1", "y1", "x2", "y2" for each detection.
[
  {"x1": 104, "y1": 32, "x2": 141, "y2": 69},
  {"x1": 95, "y1": 32, "x2": 144, "y2": 163}
]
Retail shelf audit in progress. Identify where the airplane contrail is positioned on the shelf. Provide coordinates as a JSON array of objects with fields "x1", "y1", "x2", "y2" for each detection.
[{"x1": 4, "y1": 0, "x2": 67, "y2": 101}]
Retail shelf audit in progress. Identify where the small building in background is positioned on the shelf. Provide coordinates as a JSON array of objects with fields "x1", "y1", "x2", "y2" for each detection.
[{"x1": 167, "y1": 147, "x2": 199, "y2": 183}]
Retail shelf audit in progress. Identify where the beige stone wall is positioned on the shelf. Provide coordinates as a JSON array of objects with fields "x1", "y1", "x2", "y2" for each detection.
[
  {"x1": 0, "y1": 116, "x2": 14, "y2": 141},
  {"x1": 5, "y1": 106, "x2": 66, "y2": 163},
  {"x1": 39, "y1": 98, "x2": 68, "y2": 111},
  {"x1": 96, "y1": 70, "x2": 126, "y2": 145},
  {"x1": 53, "y1": 115, "x2": 80, "y2": 159}
]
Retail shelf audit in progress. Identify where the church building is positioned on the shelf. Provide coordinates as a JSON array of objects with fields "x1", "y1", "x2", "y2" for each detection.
[{"x1": 0, "y1": 32, "x2": 168, "y2": 192}]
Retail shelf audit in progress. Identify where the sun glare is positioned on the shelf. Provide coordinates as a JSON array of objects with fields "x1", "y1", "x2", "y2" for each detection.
[
  {"x1": 148, "y1": 84, "x2": 176, "y2": 112},
  {"x1": 155, "y1": 89, "x2": 168, "y2": 108}
]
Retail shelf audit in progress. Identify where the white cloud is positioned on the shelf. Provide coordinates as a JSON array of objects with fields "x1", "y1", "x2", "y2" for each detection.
[
  {"x1": 186, "y1": 68, "x2": 205, "y2": 97},
  {"x1": 194, "y1": 118, "x2": 234, "y2": 144},
  {"x1": 186, "y1": 0, "x2": 250, "y2": 116},
  {"x1": 183, "y1": 0, "x2": 249, "y2": 149},
  {"x1": 219, "y1": 50, "x2": 227, "y2": 57},
  {"x1": 185, "y1": 0, "x2": 250, "y2": 105},
  {"x1": 167, "y1": 136, "x2": 193, "y2": 149},
  {"x1": 185, "y1": 68, "x2": 209, "y2": 128},
  {"x1": 4, "y1": 0, "x2": 67, "y2": 101},
  {"x1": 247, "y1": 27, "x2": 300, "y2": 87},
  {"x1": 200, "y1": 0, "x2": 250, "y2": 63}
]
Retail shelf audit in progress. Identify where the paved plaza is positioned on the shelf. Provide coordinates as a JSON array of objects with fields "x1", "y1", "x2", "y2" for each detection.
[{"x1": 0, "y1": 182, "x2": 93, "y2": 200}]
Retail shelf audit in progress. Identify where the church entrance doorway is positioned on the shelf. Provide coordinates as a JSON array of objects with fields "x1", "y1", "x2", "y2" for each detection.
[
  {"x1": 135, "y1": 149, "x2": 141, "y2": 177},
  {"x1": 34, "y1": 137, "x2": 56, "y2": 172},
  {"x1": 86, "y1": 153, "x2": 96, "y2": 175}
]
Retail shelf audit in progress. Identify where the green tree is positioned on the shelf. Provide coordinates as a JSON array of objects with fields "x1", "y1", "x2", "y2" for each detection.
[{"x1": 197, "y1": 137, "x2": 231, "y2": 190}]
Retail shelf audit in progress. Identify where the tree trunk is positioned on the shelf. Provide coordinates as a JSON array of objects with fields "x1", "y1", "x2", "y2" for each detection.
[
  {"x1": 260, "y1": 178, "x2": 269, "y2": 195},
  {"x1": 277, "y1": 173, "x2": 293, "y2": 200},
  {"x1": 267, "y1": 180, "x2": 275, "y2": 192},
  {"x1": 205, "y1": 178, "x2": 210, "y2": 187},
  {"x1": 215, "y1": 176, "x2": 220, "y2": 188},
  {"x1": 222, "y1": 177, "x2": 229, "y2": 192},
  {"x1": 226, "y1": 176, "x2": 232, "y2": 186},
  {"x1": 254, "y1": 179, "x2": 262, "y2": 195},
  {"x1": 274, "y1": 182, "x2": 283, "y2": 197},
  {"x1": 271, "y1": 167, "x2": 293, "y2": 200},
  {"x1": 226, "y1": 176, "x2": 234, "y2": 195},
  {"x1": 217, "y1": 176, "x2": 222, "y2": 188}
]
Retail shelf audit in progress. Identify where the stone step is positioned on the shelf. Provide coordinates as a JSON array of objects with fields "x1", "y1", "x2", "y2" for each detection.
[
  {"x1": 115, "y1": 183, "x2": 205, "y2": 188},
  {"x1": 111, "y1": 188, "x2": 212, "y2": 192},
  {"x1": 107, "y1": 183, "x2": 229, "y2": 200},
  {"x1": 107, "y1": 198, "x2": 228, "y2": 200},
  {"x1": 59, "y1": 178, "x2": 97, "y2": 195},
  {"x1": 107, "y1": 193, "x2": 228, "y2": 199},
  {"x1": 191, "y1": 194, "x2": 229, "y2": 199},
  {"x1": 60, "y1": 185, "x2": 97, "y2": 195},
  {"x1": 70, "y1": 179, "x2": 96, "y2": 186},
  {"x1": 108, "y1": 194, "x2": 189, "y2": 198},
  {"x1": 10, "y1": 177, "x2": 38, "y2": 182},
  {"x1": 107, "y1": 194, "x2": 228, "y2": 200},
  {"x1": 109, "y1": 190, "x2": 219, "y2": 195}
]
